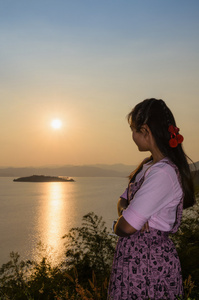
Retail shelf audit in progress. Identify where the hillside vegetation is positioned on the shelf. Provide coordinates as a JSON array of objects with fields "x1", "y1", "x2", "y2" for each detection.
[{"x1": 0, "y1": 195, "x2": 198, "y2": 299}]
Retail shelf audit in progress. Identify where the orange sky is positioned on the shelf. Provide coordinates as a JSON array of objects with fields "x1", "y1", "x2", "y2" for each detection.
[{"x1": 0, "y1": 1, "x2": 199, "y2": 167}]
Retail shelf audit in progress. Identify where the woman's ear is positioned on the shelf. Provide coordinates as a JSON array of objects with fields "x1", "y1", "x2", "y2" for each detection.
[{"x1": 140, "y1": 124, "x2": 150, "y2": 136}]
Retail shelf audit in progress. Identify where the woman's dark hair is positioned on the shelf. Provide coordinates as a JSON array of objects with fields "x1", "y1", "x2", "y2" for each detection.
[{"x1": 128, "y1": 98, "x2": 195, "y2": 209}]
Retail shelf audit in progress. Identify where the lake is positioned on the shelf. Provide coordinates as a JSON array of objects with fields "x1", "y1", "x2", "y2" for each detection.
[{"x1": 0, "y1": 177, "x2": 128, "y2": 266}]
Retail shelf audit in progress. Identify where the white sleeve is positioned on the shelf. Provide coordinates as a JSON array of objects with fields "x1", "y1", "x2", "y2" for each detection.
[{"x1": 122, "y1": 166, "x2": 177, "y2": 230}]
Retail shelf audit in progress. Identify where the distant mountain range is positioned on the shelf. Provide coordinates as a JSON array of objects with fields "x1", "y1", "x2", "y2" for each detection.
[
  {"x1": 0, "y1": 164, "x2": 136, "y2": 178},
  {"x1": 0, "y1": 161, "x2": 198, "y2": 179}
]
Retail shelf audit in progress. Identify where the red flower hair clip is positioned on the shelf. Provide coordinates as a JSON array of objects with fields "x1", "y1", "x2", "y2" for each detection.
[{"x1": 168, "y1": 125, "x2": 184, "y2": 148}]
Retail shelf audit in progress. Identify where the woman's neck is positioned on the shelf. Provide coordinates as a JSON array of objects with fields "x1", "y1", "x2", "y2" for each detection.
[{"x1": 150, "y1": 150, "x2": 165, "y2": 164}]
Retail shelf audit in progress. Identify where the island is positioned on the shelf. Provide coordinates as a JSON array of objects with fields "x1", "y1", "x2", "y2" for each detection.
[{"x1": 13, "y1": 175, "x2": 75, "y2": 182}]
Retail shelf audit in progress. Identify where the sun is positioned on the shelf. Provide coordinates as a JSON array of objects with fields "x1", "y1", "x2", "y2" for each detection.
[{"x1": 51, "y1": 119, "x2": 62, "y2": 129}]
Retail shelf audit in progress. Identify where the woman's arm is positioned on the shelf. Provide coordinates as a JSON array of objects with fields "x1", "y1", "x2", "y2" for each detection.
[
  {"x1": 114, "y1": 215, "x2": 137, "y2": 237},
  {"x1": 117, "y1": 197, "x2": 128, "y2": 217}
]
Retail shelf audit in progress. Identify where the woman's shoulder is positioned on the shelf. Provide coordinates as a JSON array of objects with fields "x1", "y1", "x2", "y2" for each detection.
[
  {"x1": 153, "y1": 157, "x2": 176, "y2": 169},
  {"x1": 147, "y1": 158, "x2": 179, "y2": 181},
  {"x1": 135, "y1": 157, "x2": 178, "y2": 182}
]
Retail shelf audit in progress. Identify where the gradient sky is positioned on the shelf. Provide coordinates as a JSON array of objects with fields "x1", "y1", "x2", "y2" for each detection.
[{"x1": 0, "y1": 0, "x2": 199, "y2": 167}]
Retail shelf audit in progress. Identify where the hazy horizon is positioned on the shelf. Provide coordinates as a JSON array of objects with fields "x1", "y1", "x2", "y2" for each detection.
[
  {"x1": 0, "y1": 160, "x2": 198, "y2": 170},
  {"x1": 0, "y1": 162, "x2": 136, "y2": 168},
  {"x1": 1, "y1": 1, "x2": 199, "y2": 167}
]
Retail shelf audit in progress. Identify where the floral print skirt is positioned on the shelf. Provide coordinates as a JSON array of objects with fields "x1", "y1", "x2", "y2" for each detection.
[{"x1": 108, "y1": 228, "x2": 183, "y2": 300}]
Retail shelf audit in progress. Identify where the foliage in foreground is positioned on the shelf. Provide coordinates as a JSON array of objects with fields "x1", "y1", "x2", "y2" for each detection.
[
  {"x1": 0, "y1": 208, "x2": 198, "y2": 299},
  {"x1": 170, "y1": 195, "x2": 199, "y2": 299},
  {"x1": 62, "y1": 212, "x2": 117, "y2": 285},
  {"x1": 0, "y1": 212, "x2": 117, "y2": 299}
]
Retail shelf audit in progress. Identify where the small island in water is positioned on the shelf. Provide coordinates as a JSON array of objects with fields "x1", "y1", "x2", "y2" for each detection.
[{"x1": 13, "y1": 175, "x2": 75, "y2": 182}]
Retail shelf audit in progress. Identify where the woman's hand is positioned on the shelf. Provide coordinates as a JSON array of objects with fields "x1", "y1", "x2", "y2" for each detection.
[
  {"x1": 141, "y1": 221, "x2": 149, "y2": 233},
  {"x1": 117, "y1": 197, "x2": 128, "y2": 217}
]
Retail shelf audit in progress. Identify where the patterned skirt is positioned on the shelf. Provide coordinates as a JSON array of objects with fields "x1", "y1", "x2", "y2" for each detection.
[{"x1": 108, "y1": 228, "x2": 183, "y2": 300}]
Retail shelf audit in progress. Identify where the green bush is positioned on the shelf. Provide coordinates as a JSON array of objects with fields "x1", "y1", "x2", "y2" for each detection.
[
  {"x1": 61, "y1": 212, "x2": 117, "y2": 297},
  {"x1": 170, "y1": 196, "x2": 199, "y2": 298},
  {"x1": 0, "y1": 212, "x2": 117, "y2": 299},
  {"x1": 62, "y1": 212, "x2": 117, "y2": 276},
  {"x1": 0, "y1": 210, "x2": 198, "y2": 299}
]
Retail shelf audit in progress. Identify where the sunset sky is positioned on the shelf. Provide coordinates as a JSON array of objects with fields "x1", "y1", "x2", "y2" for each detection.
[{"x1": 0, "y1": 0, "x2": 199, "y2": 167}]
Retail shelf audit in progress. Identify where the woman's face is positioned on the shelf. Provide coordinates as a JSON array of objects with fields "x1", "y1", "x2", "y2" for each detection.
[{"x1": 130, "y1": 124, "x2": 149, "y2": 152}]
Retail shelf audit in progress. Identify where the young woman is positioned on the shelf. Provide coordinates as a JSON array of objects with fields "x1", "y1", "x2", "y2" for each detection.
[{"x1": 108, "y1": 98, "x2": 195, "y2": 300}]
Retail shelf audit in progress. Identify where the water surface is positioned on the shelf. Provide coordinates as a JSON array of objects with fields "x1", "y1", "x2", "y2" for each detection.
[{"x1": 0, "y1": 177, "x2": 128, "y2": 265}]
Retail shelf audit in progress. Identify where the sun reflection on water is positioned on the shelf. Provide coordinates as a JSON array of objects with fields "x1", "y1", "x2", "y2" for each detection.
[
  {"x1": 45, "y1": 183, "x2": 64, "y2": 248},
  {"x1": 35, "y1": 182, "x2": 75, "y2": 265}
]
